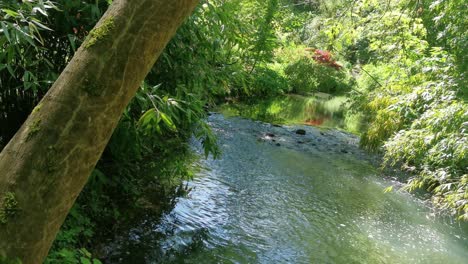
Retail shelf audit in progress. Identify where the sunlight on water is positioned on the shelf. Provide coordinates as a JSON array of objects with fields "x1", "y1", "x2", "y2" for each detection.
[{"x1": 106, "y1": 114, "x2": 468, "y2": 264}]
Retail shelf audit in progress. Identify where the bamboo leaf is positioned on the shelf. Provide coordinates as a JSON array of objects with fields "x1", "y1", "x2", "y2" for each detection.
[{"x1": 160, "y1": 112, "x2": 177, "y2": 131}]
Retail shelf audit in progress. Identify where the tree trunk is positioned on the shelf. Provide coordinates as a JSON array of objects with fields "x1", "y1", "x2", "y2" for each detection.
[{"x1": 0, "y1": 0, "x2": 199, "y2": 262}]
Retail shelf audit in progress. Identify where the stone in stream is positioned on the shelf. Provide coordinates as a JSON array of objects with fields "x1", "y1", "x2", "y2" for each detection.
[
  {"x1": 276, "y1": 143, "x2": 281, "y2": 146},
  {"x1": 295, "y1": 129, "x2": 306, "y2": 135},
  {"x1": 266, "y1": 132, "x2": 275, "y2": 137}
]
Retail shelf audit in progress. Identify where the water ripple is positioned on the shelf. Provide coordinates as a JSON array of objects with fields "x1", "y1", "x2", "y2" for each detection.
[{"x1": 106, "y1": 114, "x2": 468, "y2": 264}]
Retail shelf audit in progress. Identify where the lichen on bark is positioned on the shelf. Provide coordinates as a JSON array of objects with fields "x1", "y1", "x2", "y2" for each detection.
[
  {"x1": 0, "y1": 192, "x2": 19, "y2": 224},
  {"x1": 84, "y1": 17, "x2": 115, "y2": 48},
  {"x1": 32, "y1": 104, "x2": 42, "y2": 114},
  {"x1": 26, "y1": 120, "x2": 41, "y2": 141}
]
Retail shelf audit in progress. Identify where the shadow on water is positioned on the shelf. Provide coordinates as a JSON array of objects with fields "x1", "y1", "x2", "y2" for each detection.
[{"x1": 103, "y1": 114, "x2": 468, "y2": 264}]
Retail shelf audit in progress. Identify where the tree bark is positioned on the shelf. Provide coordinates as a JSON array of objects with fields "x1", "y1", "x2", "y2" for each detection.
[{"x1": 0, "y1": 0, "x2": 199, "y2": 262}]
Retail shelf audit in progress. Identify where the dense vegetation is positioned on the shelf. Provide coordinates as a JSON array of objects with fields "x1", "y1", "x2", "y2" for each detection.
[
  {"x1": 311, "y1": 0, "x2": 467, "y2": 220},
  {"x1": 0, "y1": 0, "x2": 466, "y2": 262}
]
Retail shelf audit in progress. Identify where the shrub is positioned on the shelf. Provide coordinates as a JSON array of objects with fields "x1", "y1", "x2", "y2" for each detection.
[
  {"x1": 250, "y1": 67, "x2": 289, "y2": 97},
  {"x1": 284, "y1": 58, "x2": 352, "y2": 94}
]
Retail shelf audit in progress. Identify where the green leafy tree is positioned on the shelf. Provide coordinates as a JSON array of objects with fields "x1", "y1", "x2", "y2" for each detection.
[{"x1": 0, "y1": 0, "x2": 199, "y2": 262}]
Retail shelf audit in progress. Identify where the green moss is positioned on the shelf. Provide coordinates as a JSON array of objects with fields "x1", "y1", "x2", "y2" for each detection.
[
  {"x1": 26, "y1": 119, "x2": 41, "y2": 141},
  {"x1": 0, "y1": 192, "x2": 19, "y2": 224},
  {"x1": 84, "y1": 17, "x2": 115, "y2": 48},
  {"x1": 32, "y1": 103, "x2": 42, "y2": 114}
]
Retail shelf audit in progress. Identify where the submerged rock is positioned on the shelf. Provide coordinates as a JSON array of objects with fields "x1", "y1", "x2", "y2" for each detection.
[{"x1": 295, "y1": 129, "x2": 306, "y2": 135}]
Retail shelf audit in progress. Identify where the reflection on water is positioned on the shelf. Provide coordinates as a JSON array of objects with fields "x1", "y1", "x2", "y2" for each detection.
[
  {"x1": 218, "y1": 94, "x2": 362, "y2": 133},
  {"x1": 105, "y1": 114, "x2": 468, "y2": 264}
]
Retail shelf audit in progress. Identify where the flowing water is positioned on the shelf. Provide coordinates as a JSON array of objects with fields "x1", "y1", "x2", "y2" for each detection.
[{"x1": 106, "y1": 114, "x2": 468, "y2": 264}]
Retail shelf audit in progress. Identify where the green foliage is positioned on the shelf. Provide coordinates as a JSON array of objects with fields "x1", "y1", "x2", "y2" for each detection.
[
  {"x1": 248, "y1": 0, "x2": 279, "y2": 72},
  {"x1": 45, "y1": 247, "x2": 102, "y2": 264},
  {"x1": 133, "y1": 82, "x2": 220, "y2": 159},
  {"x1": 312, "y1": 0, "x2": 468, "y2": 219},
  {"x1": 0, "y1": 0, "x2": 107, "y2": 147},
  {"x1": 384, "y1": 102, "x2": 467, "y2": 219},
  {"x1": 284, "y1": 58, "x2": 353, "y2": 94},
  {"x1": 1, "y1": 1, "x2": 465, "y2": 263},
  {"x1": 0, "y1": 0, "x2": 56, "y2": 91},
  {"x1": 420, "y1": 0, "x2": 467, "y2": 74},
  {"x1": 0, "y1": 0, "x2": 224, "y2": 261},
  {"x1": 150, "y1": 1, "x2": 237, "y2": 99},
  {"x1": 250, "y1": 67, "x2": 288, "y2": 97}
]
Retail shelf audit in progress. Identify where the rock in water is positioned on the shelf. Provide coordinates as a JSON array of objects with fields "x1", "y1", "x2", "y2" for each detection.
[{"x1": 295, "y1": 129, "x2": 306, "y2": 135}]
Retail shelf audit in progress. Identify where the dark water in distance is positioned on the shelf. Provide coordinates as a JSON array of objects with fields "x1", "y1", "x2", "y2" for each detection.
[{"x1": 106, "y1": 114, "x2": 468, "y2": 264}]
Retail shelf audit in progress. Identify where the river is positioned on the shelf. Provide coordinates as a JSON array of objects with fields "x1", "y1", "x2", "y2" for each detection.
[{"x1": 105, "y1": 113, "x2": 468, "y2": 263}]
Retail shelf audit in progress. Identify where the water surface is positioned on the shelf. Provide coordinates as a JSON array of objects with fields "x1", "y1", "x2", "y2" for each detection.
[{"x1": 106, "y1": 114, "x2": 468, "y2": 263}]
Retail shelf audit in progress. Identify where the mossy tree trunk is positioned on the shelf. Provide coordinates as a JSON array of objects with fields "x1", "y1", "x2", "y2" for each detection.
[{"x1": 0, "y1": 0, "x2": 199, "y2": 262}]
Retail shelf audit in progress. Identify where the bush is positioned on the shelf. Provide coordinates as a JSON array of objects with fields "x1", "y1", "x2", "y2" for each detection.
[
  {"x1": 284, "y1": 58, "x2": 352, "y2": 94},
  {"x1": 250, "y1": 67, "x2": 289, "y2": 97}
]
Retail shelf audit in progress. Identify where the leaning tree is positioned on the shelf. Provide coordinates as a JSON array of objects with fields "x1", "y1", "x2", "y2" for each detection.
[{"x1": 0, "y1": 0, "x2": 199, "y2": 263}]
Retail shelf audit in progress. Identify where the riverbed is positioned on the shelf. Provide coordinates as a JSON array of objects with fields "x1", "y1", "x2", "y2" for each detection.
[{"x1": 104, "y1": 114, "x2": 468, "y2": 263}]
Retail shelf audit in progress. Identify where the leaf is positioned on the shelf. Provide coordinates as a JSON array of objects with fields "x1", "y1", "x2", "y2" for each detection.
[
  {"x1": 160, "y1": 112, "x2": 177, "y2": 131},
  {"x1": 80, "y1": 257, "x2": 91, "y2": 264},
  {"x1": 384, "y1": 186, "x2": 393, "y2": 193},
  {"x1": 1, "y1": 22, "x2": 11, "y2": 42},
  {"x1": 58, "y1": 248, "x2": 76, "y2": 259},
  {"x1": 68, "y1": 34, "x2": 77, "y2": 52},
  {"x1": 16, "y1": 26, "x2": 36, "y2": 46},
  {"x1": 1, "y1": 9, "x2": 19, "y2": 18},
  {"x1": 31, "y1": 19, "x2": 53, "y2": 31},
  {"x1": 33, "y1": 7, "x2": 48, "y2": 17},
  {"x1": 6, "y1": 64, "x2": 15, "y2": 78},
  {"x1": 138, "y1": 109, "x2": 156, "y2": 126}
]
